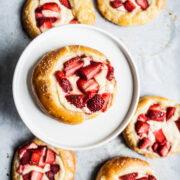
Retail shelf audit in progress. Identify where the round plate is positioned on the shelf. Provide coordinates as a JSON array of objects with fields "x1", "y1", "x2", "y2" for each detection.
[{"x1": 13, "y1": 25, "x2": 139, "y2": 150}]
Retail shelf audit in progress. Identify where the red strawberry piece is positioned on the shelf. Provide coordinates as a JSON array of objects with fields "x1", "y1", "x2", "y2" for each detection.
[
  {"x1": 29, "y1": 149, "x2": 41, "y2": 166},
  {"x1": 83, "y1": 91, "x2": 96, "y2": 103},
  {"x1": 158, "y1": 141, "x2": 171, "y2": 157},
  {"x1": 31, "y1": 171, "x2": 43, "y2": 180},
  {"x1": 60, "y1": 0, "x2": 71, "y2": 9},
  {"x1": 19, "y1": 142, "x2": 38, "y2": 159},
  {"x1": 119, "y1": 172, "x2": 138, "y2": 180},
  {"x1": 38, "y1": 146, "x2": 47, "y2": 167},
  {"x1": 45, "y1": 149, "x2": 55, "y2": 164},
  {"x1": 87, "y1": 94, "x2": 105, "y2": 112},
  {"x1": 137, "y1": 114, "x2": 148, "y2": 122},
  {"x1": 166, "y1": 107, "x2": 176, "y2": 120},
  {"x1": 148, "y1": 104, "x2": 161, "y2": 111},
  {"x1": 21, "y1": 151, "x2": 31, "y2": 165},
  {"x1": 78, "y1": 62, "x2": 102, "y2": 80},
  {"x1": 55, "y1": 71, "x2": 72, "y2": 93},
  {"x1": 46, "y1": 171, "x2": 54, "y2": 180},
  {"x1": 136, "y1": 178, "x2": 148, "y2": 180},
  {"x1": 69, "y1": 19, "x2": 80, "y2": 24},
  {"x1": 138, "y1": 137, "x2": 151, "y2": 149},
  {"x1": 23, "y1": 173, "x2": 31, "y2": 180},
  {"x1": 77, "y1": 79, "x2": 99, "y2": 94},
  {"x1": 135, "y1": 121, "x2": 150, "y2": 136},
  {"x1": 35, "y1": 7, "x2": 43, "y2": 19},
  {"x1": 17, "y1": 165, "x2": 24, "y2": 174},
  {"x1": 38, "y1": 18, "x2": 53, "y2": 32},
  {"x1": 106, "y1": 64, "x2": 114, "y2": 81},
  {"x1": 101, "y1": 93, "x2": 111, "y2": 112},
  {"x1": 42, "y1": 3, "x2": 60, "y2": 12},
  {"x1": 66, "y1": 94, "x2": 84, "y2": 108},
  {"x1": 110, "y1": 0, "x2": 123, "y2": 8},
  {"x1": 148, "y1": 175, "x2": 157, "y2": 180},
  {"x1": 124, "y1": 0, "x2": 136, "y2": 12},
  {"x1": 63, "y1": 56, "x2": 84, "y2": 76},
  {"x1": 152, "y1": 142, "x2": 158, "y2": 153},
  {"x1": 147, "y1": 110, "x2": 166, "y2": 122},
  {"x1": 175, "y1": 117, "x2": 180, "y2": 132},
  {"x1": 153, "y1": 129, "x2": 166, "y2": 144},
  {"x1": 135, "y1": 0, "x2": 148, "y2": 10},
  {"x1": 51, "y1": 164, "x2": 60, "y2": 174}
]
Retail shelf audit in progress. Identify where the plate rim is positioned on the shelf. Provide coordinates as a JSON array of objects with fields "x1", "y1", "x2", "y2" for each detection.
[{"x1": 12, "y1": 24, "x2": 140, "y2": 151}]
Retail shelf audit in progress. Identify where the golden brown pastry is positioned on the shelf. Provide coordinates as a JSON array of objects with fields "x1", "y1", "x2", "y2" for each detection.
[
  {"x1": 123, "y1": 96, "x2": 180, "y2": 158},
  {"x1": 96, "y1": 157, "x2": 157, "y2": 180},
  {"x1": 32, "y1": 45, "x2": 117, "y2": 124},
  {"x1": 97, "y1": 0, "x2": 166, "y2": 26},
  {"x1": 22, "y1": 0, "x2": 95, "y2": 38},
  {"x1": 12, "y1": 138, "x2": 76, "y2": 180}
]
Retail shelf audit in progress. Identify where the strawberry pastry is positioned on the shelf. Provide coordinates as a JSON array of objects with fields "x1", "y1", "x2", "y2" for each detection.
[
  {"x1": 96, "y1": 157, "x2": 157, "y2": 180},
  {"x1": 12, "y1": 138, "x2": 76, "y2": 180},
  {"x1": 97, "y1": 0, "x2": 166, "y2": 26},
  {"x1": 22, "y1": 0, "x2": 95, "y2": 38},
  {"x1": 123, "y1": 96, "x2": 180, "y2": 158},
  {"x1": 32, "y1": 45, "x2": 116, "y2": 124}
]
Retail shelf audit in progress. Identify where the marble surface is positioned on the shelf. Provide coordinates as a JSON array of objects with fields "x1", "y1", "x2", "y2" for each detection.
[{"x1": 0, "y1": 0, "x2": 180, "y2": 179}]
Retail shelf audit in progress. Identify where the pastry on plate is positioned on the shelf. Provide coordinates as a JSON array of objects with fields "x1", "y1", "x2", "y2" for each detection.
[
  {"x1": 123, "y1": 96, "x2": 180, "y2": 158},
  {"x1": 22, "y1": 0, "x2": 95, "y2": 38},
  {"x1": 96, "y1": 157, "x2": 157, "y2": 180},
  {"x1": 32, "y1": 45, "x2": 116, "y2": 124},
  {"x1": 97, "y1": 0, "x2": 166, "y2": 26},
  {"x1": 12, "y1": 138, "x2": 76, "y2": 180}
]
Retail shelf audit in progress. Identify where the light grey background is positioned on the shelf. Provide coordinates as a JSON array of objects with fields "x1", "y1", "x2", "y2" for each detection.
[{"x1": 0, "y1": 0, "x2": 180, "y2": 179}]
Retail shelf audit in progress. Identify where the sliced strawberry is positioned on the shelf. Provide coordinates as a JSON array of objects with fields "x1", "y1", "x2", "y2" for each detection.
[
  {"x1": 106, "y1": 64, "x2": 114, "y2": 81},
  {"x1": 110, "y1": 0, "x2": 123, "y2": 8},
  {"x1": 137, "y1": 114, "x2": 148, "y2": 122},
  {"x1": 175, "y1": 117, "x2": 180, "y2": 132},
  {"x1": 77, "y1": 79, "x2": 99, "y2": 94},
  {"x1": 30, "y1": 171, "x2": 43, "y2": 180},
  {"x1": 147, "y1": 110, "x2": 166, "y2": 122},
  {"x1": 45, "y1": 149, "x2": 55, "y2": 164},
  {"x1": 78, "y1": 62, "x2": 102, "y2": 80},
  {"x1": 138, "y1": 137, "x2": 151, "y2": 149},
  {"x1": 38, "y1": 146, "x2": 47, "y2": 167},
  {"x1": 119, "y1": 173, "x2": 138, "y2": 180},
  {"x1": 135, "y1": 0, "x2": 148, "y2": 10},
  {"x1": 23, "y1": 173, "x2": 30, "y2": 180},
  {"x1": 148, "y1": 175, "x2": 157, "y2": 180},
  {"x1": 17, "y1": 165, "x2": 24, "y2": 174},
  {"x1": 29, "y1": 149, "x2": 41, "y2": 165},
  {"x1": 35, "y1": 7, "x2": 43, "y2": 19},
  {"x1": 69, "y1": 19, "x2": 80, "y2": 24},
  {"x1": 38, "y1": 18, "x2": 53, "y2": 32},
  {"x1": 66, "y1": 94, "x2": 84, "y2": 108},
  {"x1": 21, "y1": 151, "x2": 31, "y2": 165},
  {"x1": 55, "y1": 71, "x2": 72, "y2": 93},
  {"x1": 42, "y1": 3, "x2": 60, "y2": 12},
  {"x1": 87, "y1": 94, "x2": 105, "y2": 112},
  {"x1": 63, "y1": 56, "x2": 84, "y2": 76},
  {"x1": 166, "y1": 107, "x2": 176, "y2": 120},
  {"x1": 124, "y1": 0, "x2": 136, "y2": 12},
  {"x1": 83, "y1": 92, "x2": 96, "y2": 103},
  {"x1": 158, "y1": 141, "x2": 171, "y2": 157},
  {"x1": 60, "y1": 0, "x2": 71, "y2": 9},
  {"x1": 152, "y1": 142, "x2": 158, "y2": 153},
  {"x1": 153, "y1": 129, "x2": 166, "y2": 144},
  {"x1": 51, "y1": 164, "x2": 60, "y2": 174},
  {"x1": 135, "y1": 121, "x2": 150, "y2": 136},
  {"x1": 46, "y1": 171, "x2": 54, "y2": 180},
  {"x1": 101, "y1": 93, "x2": 111, "y2": 112},
  {"x1": 148, "y1": 104, "x2": 162, "y2": 111},
  {"x1": 136, "y1": 177, "x2": 148, "y2": 180}
]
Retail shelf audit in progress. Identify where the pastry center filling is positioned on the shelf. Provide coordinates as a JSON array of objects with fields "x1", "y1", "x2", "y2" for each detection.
[
  {"x1": 109, "y1": 0, "x2": 149, "y2": 12},
  {"x1": 17, "y1": 142, "x2": 62, "y2": 180},
  {"x1": 135, "y1": 103, "x2": 180, "y2": 157},
  {"x1": 35, "y1": 0, "x2": 79, "y2": 32},
  {"x1": 54, "y1": 55, "x2": 115, "y2": 114},
  {"x1": 119, "y1": 172, "x2": 157, "y2": 180}
]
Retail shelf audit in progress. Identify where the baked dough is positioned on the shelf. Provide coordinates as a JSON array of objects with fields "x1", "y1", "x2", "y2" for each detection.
[
  {"x1": 12, "y1": 138, "x2": 76, "y2": 180},
  {"x1": 22, "y1": 0, "x2": 95, "y2": 38},
  {"x1": 123, "y1": 96, "x2": 180, "y2": 158},
  {"x1": 32, "y1": 45, "x2": 117, "y2": 124},
  {"x1": 96, "y1": 157, "x2": 157, "y2": 180},
  {"x1": 97, "y1": 0, "x2": 166, "y2": 26}
]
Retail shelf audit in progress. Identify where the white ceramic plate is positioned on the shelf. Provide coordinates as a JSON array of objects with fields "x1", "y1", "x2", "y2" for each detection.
[{"x1": 13, "y1": 25, "x2": 139, "y2": 150}]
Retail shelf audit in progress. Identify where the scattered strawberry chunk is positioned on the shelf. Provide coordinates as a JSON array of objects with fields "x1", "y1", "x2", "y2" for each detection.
[
  {"x1": 106, "y1": 64, "x2": 114, "y2": 81},
  {"x1": 101, "y1": 93, "x2": 111, "y2": 112},
  {"x1": 51, "y1": 164, "x2": 60, "y2": 174},
  {"x1": 77, "y1": 79, "x2": 99, "y2": 94},
  {"x1": 63, "y1": 56, "x2": 84, "y2": 76},
  {"x1": 135, "y1": 0, "x2": 148, "y2": 10},
  {"x1": 166, "y1": 107, "x2": 176, "y2": 120},
  {"x1": 135, "y1": 121, "x2": 150, "y2": 136},
  {"x1": 119, "y1": 172, "x2": 138, "y2": 180},
  {"x1": 78, "y1": 62, "x2": 102, "y2": 80},
  {"x1": 55, "y1": 71, "x2": 72, "y2": 93},
  {"x1": 110, "y1": 0, "x2": 123, "y2": 8},
  {"x1": 138, "y1": 137, "x2": 151, "y2": 149},
  {"x1": 42, "y1": 3, "x2": 60, "y2": 12},
  {"x1": 137, "y1": 114, "x2": 148, "y2": 122},
  {"x1": 69, "y1": 19, "x2": 80, "y2": 24},
  {"x1": 147, "y1": 110, "x2": 166, "y2": 122},
  {"x1": 124, "y1": 0, "x2": 136, "y2": 12},
  {"x1": 153, "y1": 129, "x2": 166, "y2": 144},
  {"x1": 46, "y1": 171, "x2": 54, "y2": 180},
  {"x1": 29, "y1": 149, "x2": 41, "y2": 166},
  {"x1": 148, "y1": 104, "x2": 161, "y2": 111},
  {"x1": 45, "y1": 149, "x2": 55, "y2": 164},
  {"x1": 60, "y1": 0, "x2": 71, "y2": 9},
  {"x1": 158, "y1": 141, "x2": 171, "y2": 157},
  {"x1": 66, "y1": 94, "x2": 84, "y2": 108},
  {"x1": 175, "y1": 117, "x2": 180, "y2": 132},
  {"x1": 87, "y1": 94, "x2": 105, "y2": 112}
]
